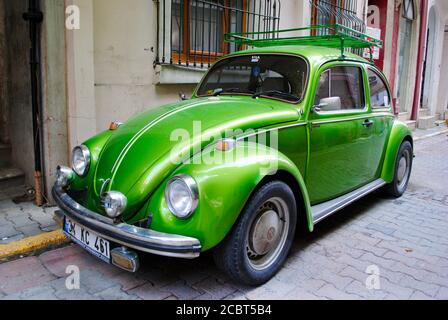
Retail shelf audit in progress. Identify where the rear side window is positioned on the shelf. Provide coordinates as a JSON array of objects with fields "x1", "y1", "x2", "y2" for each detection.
[
  {"x1": 314, "y1": 66, "x2": 364, "y2": 111},
  {"x1": 368, "y1": 69, "x2": 391, "y2": 109}
]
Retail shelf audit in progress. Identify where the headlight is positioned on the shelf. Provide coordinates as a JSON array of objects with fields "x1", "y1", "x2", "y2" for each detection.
[
  {"x1": 72, "y1": 145, "x2": 90, "y2": 176},
  {"x1": 165, "y1": 174, "x2": 199, "y2": 219},
  {"x1": 102, "y1": 191, "x2": 127, "y2": 218}
]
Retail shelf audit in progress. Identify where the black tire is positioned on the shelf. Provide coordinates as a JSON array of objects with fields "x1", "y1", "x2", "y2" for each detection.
[
  {"x1": 384, "y1": 140, "x2": 413, "y2": 198},
  {"x1": 213, "y1": 181, "x2": 297, "y2": 286}
]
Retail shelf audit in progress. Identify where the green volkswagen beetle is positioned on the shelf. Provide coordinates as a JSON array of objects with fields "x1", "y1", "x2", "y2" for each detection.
[{"x1": 53, "y1": 27, "x2": 413, "y2": 285}]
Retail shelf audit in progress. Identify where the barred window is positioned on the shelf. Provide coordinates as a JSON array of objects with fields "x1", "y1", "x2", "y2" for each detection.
[
  {"x1": 310, "y1": 0, "x2": 365, "y2": 34},
  {"x1": 156, "y1": 0, "x2": 281, "y2": 69}
]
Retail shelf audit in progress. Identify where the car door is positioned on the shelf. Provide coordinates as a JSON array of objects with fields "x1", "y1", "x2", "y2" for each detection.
[
  {"x1": 366, "y1": 67, "x2": 395, "y2": 178},
  {"x1": 306, "y1": 63, "x2": 377, "y2": 205}
]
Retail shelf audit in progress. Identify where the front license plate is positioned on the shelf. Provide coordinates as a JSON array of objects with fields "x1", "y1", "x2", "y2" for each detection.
[{"x1": 63, "y1": 217, "x2": 111, "y2": 263}]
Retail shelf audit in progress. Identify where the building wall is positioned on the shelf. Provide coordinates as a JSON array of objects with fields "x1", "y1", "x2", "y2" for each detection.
[
  {"x1": 92, "y1": 0, "x2": 195, "y2": 136},
  {"x1": 368, "y1": 0, "x2": 423, "y2": 117},
  {"x1": 425, "y1": 0, "x2": 448, "y2": 117},
  {"x1": 437, "y1": 27, "x2": 448, "y2": 118},
  {"x1": 65, "y1": 0, "x2": 308, "y2": 150},
  {"x1": 41, "y1": 0, "x2": 70, "y2": 198}
]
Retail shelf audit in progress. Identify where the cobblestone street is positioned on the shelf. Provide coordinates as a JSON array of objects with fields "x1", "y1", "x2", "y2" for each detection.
[
  {"x1": 0, "y1": 134, "x2": 447, "y2": 300},
  {"x1": 0, "y1": 190, "x2": 58, "y2": 245}
]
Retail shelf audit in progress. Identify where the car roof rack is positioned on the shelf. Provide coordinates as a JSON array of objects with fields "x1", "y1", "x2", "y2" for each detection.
[{"x1": 225, "y1": 24, "x2": 383, "y2": 61}]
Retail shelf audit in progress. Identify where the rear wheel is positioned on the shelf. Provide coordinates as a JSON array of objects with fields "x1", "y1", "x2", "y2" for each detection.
[
  {"x1": 384, "y1": 140, "x2": 413, "y2": 197},
  {"x1": 213, "y1": 181, "x2": 297, "y2": 286}
]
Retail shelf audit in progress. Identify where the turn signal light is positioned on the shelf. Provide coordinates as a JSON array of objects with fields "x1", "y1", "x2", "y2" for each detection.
[
  {"x1": 216, "y1": 139, "x2": 235, "y2": 152},
  {"x1": 111, "y1": 247, "x2": 139, "y2": 272},
  {"x1": 109, "y1": 121, "x2": 123, "y2": 130}
]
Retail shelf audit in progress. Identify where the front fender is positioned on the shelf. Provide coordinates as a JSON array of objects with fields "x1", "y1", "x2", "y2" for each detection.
[
  {"x1": 381, "y1": 120, "x2": 413, "y2": 183},
  {"x1": 71, "y1": 130, "x2": 113, "y2": 191},
  {"x1": 142, "y1": 141, "x2": 312, "y2": 251}
]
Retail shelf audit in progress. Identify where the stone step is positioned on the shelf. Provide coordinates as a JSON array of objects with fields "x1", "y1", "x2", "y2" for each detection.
[
  {"x1": 404, "y1": 120, "x2": 417, "y2": 131},
  {"x1": 417, "y1": 115, "x2": 437, "y2": 129},
  {"x1": 0, "y1": 167, "x2": 25, "y2": 189},
  {"x1": 398, "y1": 112, "x2": 409, "y2": 121},
  {"x1": 419, "y1": 108, "x2": 430, "y2": 117},
  {"x1": 0, "y1": 144, "x2": 11, "y2": 167},
  {"x1": 435, "y1": 120, "x2": 447, "y2": 127}
]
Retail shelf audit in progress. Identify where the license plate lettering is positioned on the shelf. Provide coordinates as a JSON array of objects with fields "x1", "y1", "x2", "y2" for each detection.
[{"x1": 63, "y1": 217, "x2": 111, "y2": 262}]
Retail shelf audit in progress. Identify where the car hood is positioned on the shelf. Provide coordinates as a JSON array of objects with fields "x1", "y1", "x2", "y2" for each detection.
[{"x1": 91, "y1": 96, "x2": 300, "y2": 217}]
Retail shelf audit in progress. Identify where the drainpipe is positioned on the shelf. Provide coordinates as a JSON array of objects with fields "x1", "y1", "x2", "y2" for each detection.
[
  {"x1": 23, "y1": 0, "x2": 44, "y2": 206},
  {"x1": 411, "y1": 0, "x2": 429, "y2": 121}
]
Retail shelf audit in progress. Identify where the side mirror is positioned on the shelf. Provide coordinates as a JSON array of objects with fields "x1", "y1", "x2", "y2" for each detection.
[
  {"x1": 179, "y1": 92, "x2": 187, "y2": 101},
  {"x1": 312, "y1": 97, "x2": 341, "y2": 112}
]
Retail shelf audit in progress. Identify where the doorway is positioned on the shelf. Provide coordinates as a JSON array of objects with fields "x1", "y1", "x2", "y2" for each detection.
[{"x1": 0, "y1": 0, "x2": 36, "y2": 196}]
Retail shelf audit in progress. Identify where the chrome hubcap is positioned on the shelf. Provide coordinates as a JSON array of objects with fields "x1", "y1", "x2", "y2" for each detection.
[
  {"x1": 246, "y1": 197, "x2": 289, "y2": 270},
  {"x1": 397, "y1": 149, "x2": 411, "y2": 189},
  {"x1": 250, "y1": 210, "x2": 280, "y2": 255}
]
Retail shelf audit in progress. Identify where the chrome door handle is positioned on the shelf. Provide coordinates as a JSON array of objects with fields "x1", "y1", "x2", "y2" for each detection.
[{"x1": 362, "y1": 119, "x2": 374, "y2": 128}]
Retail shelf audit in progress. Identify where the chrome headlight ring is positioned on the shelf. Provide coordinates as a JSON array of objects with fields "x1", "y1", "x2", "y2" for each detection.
[
  {"x1": 72, "y1": 145, "x2": 91, "y2": 177},
  {"x1": 165, "y1": 174, "x2": 199, "y2": 219}
]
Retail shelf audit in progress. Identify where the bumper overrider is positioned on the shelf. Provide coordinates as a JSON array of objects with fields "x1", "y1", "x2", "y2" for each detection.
[{"x1": 52, "y1": 185, "x2": 202, "y2": 260}]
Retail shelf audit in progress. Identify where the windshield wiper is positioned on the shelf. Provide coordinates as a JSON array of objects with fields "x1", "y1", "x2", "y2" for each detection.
[
  {"x1": 213, "y1": 88, "x2": 253, "y2": 96},
  {"x1": 252, "y1": 90, "x2": 299, "y2": 101}
]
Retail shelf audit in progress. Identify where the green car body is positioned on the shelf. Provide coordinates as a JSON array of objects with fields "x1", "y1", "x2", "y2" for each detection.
[{"x1": 54, "y1": 45, "x2": 413, "y2": 282}]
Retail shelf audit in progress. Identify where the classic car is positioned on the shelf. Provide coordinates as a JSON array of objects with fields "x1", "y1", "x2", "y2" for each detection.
[{"x1": 53, "y1": 26, "x2": 413, "y2": 285}]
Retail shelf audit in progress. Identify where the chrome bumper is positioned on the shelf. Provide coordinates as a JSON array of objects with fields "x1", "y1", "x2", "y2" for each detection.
[{"x1": 52, "y1": 185, "x2": 201, "y2": 259}]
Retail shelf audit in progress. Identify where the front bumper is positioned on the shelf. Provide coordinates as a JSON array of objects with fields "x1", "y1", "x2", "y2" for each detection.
[{"x1": 52, "y1": 185, "x2": 202, "y2": 258}]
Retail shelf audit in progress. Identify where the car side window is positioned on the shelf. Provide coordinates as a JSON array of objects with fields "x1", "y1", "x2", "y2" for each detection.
[
  {"x1": 314, "y1": 66, "x2": 364, "y2": 112},
  {"x1": 368, "y1": 69, "x2": 391, "y2": 109}
]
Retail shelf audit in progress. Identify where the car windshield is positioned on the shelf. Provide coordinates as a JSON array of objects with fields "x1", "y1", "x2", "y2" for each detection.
[{"x1": 197, "y1": 54, "x2": 308, "y2": 103}]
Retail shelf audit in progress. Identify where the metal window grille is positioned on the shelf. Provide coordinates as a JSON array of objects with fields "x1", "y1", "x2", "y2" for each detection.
[
  {"x1": 310, "y1": 0, "x2": 365, "y2": 56},
  {"x1": 155, "y1": 0, "x2": 281, "y2": 69},
  {"x1": 310, "y1": 0, "x2": 365, "y2": 34}
]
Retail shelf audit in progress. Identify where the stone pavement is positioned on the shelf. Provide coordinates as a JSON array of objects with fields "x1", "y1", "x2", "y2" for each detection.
[
  {"x1": 413, "y1": 122, "x2": 448, "y2": 141},
  {"x1": 0, "y1": 134, "x2": 447, "y2": 300},
  {"x1": 0, "y1": 186, "x2": 59, "y2": 245}
]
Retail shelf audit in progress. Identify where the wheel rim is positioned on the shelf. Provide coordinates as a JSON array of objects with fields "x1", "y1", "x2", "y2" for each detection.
[
  {"x1": 246, "y1": 197, "x2": 290, "y2": 271},
  {"x1": 397, "y1": 149, "x2": 411, "y2": 190}
]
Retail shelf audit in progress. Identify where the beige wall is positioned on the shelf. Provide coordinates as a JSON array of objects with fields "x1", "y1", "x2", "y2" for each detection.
[
  {"x1": 426, "y1": 0, "x2": 448, "y2": 117},
  {"x1": 66, "y1": 0, "x2": 306, "y2": 147},
  {"x1": 93, "y1": 0, "x2": 195, "y2": 133},
  {"x1": 65, "y1": 0, "x2": 369, "y2": 146},
  {"x1": 41, "y1": 0, "x2": 70, "y2": 197},
  {"x1": 66, "y1": 0, "x2": 97, "y2": 150},
  {"x1": 438, "y1": 28, "x2": 448, "y2": 118}
]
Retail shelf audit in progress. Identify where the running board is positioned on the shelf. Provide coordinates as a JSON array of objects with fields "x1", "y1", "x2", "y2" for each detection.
[{"x1": 311, "y1": 179, "x2": 386, "y2": 224}]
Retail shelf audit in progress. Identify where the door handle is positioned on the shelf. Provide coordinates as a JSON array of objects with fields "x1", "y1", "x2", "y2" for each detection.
[{"x1": 362, "y1": 119, "x2": 374, "y2": 128}]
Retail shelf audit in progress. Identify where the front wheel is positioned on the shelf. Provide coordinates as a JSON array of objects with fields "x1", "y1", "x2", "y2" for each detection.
[
  {"x1": 384, "y1": 140, "x2": 413, "y2": 197},
  {"x1": 213, "y1": 181, "x2": 297, "y2": 286}
]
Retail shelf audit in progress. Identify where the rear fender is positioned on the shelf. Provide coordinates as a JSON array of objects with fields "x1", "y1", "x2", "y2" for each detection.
[{"x1": 381, "y1": 120, "x2": 413, "y2": 183}]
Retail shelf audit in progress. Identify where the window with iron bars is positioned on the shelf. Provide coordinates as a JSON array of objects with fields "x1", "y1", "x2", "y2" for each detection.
[
  {"x1": 155, "y1": 0, "x2": 281, "y2": 69},
  {"x1": 310, "y1": 0, "x2": 365, "y2": 34}
]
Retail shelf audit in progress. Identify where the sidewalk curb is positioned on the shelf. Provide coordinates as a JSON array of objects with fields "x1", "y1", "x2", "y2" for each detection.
[
  {"x1": 414, "y1": 129, "x2": 448, "y2": 142},
  {"x1": 0, "y1": 230, "x2": 70, "y2": 261}
]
